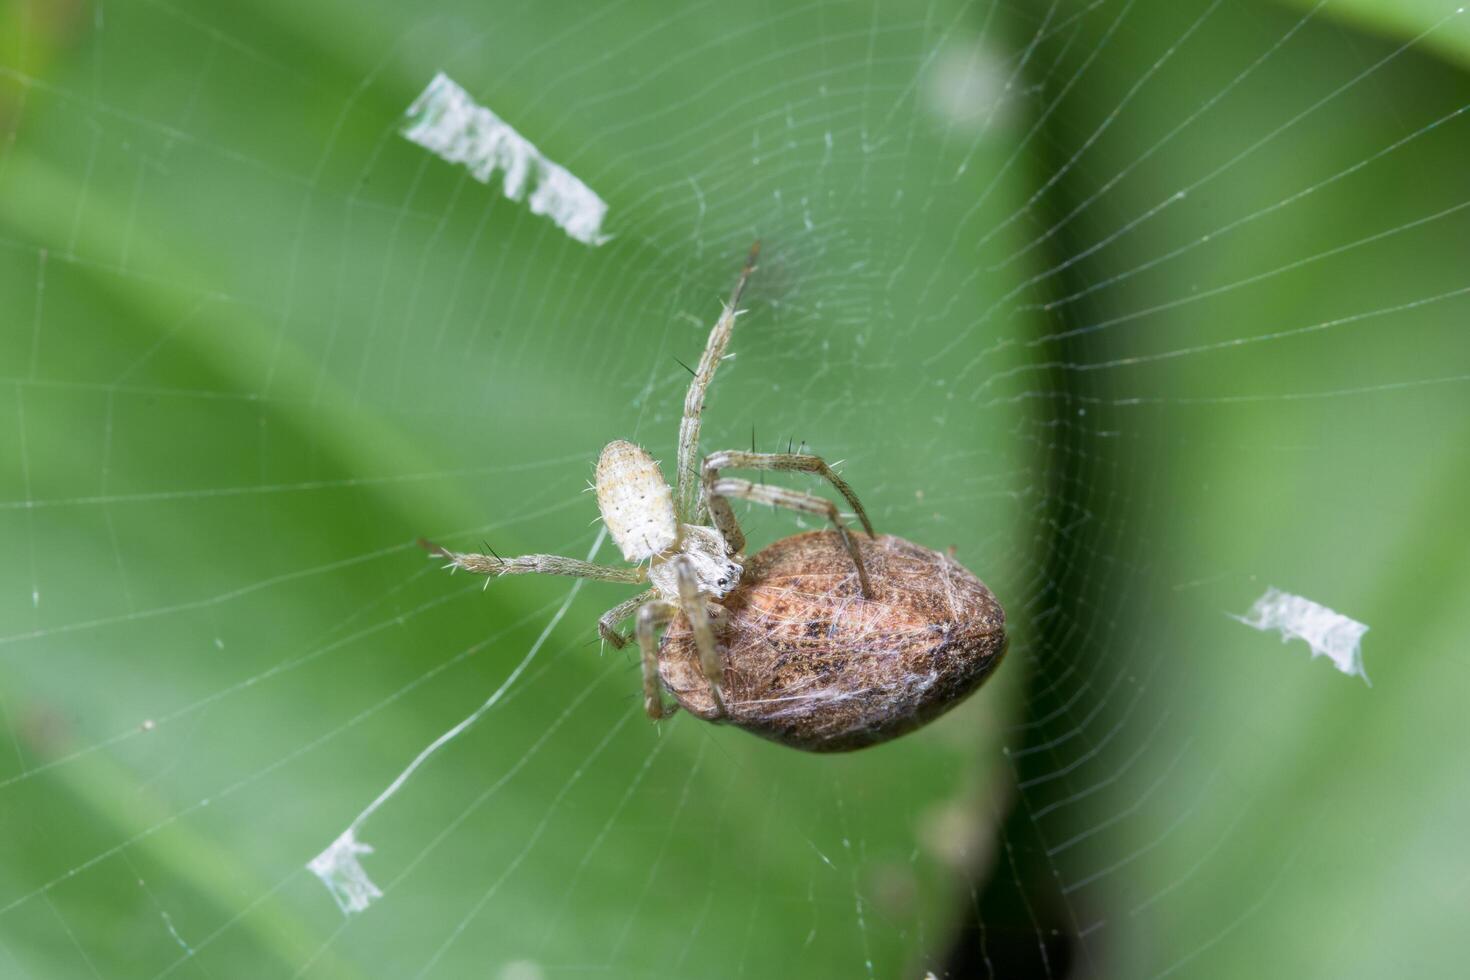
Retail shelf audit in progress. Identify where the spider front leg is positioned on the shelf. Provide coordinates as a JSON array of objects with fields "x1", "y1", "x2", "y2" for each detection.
[
  {"x1": 632, "y1": 579, "x2": 725, "y2": 721},
  {"x1": 701, "y1": 451, "x2": 875, "y2": 598},
  {"x1": 635, "y1": 599, "x2": 680, "y2": 719},
  {"x1": 598, "y1": 589, "x2": 658, "y2": 649},
  {"x1": 704, "y1": 451, "x2": 875, "y2": 537},
  {"x1": 673, "y1": 242, "x2": 761, "y2": 523},
  {"x1": 419, "y1": 539, "x2": 646, "y2": 585},
  {"x1": 670, "y1": 556, "x2": 726, "y2": 718}
]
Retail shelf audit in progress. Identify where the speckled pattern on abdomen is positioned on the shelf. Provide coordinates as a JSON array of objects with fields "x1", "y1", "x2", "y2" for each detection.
[
  {"x1": 595, "y1": 440, "x2": 678, "y2": 562},
  {"x1": 660, "y1": 531, "x2": 1007, "y2": 752}
]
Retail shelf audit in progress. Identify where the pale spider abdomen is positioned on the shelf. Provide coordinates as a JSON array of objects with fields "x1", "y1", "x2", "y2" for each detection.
[{"x1": 595, "y1": 440, "x2": 678, "y2": 562}]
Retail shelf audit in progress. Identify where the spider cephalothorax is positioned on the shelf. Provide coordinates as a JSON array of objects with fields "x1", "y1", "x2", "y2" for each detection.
[{"x1": 423, "y1": 243, "x2": 1006, "y2": 748}]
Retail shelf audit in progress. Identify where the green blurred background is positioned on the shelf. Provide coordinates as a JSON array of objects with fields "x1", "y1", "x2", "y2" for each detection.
[{"x1": 0, "y1": 0, "x2": 1466, "y2": 977}]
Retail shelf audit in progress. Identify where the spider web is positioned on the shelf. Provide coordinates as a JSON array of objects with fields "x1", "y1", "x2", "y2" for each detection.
[{"x1": 2, "y1": 0, "x2": 1468, "y2": 977}]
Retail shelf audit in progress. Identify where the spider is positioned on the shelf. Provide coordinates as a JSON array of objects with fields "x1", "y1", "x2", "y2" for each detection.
[{"x1": 423, "y1": 244, "x2": 1006, "y2": 750}]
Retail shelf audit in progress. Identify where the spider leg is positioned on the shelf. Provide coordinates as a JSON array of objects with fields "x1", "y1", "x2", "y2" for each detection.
[
  {"x1": 635, "y1": 599, "x2": 681, "y2": 720},
  {"x1": 419, "y1": 539, "x2": 646, "y2": 584},
  {"x1": 705, "y1": 477, "x2": 874, "y2": 599},
  {"x1": 671, "y1": 556, "x2": 726, "y2": 718},
  {"x1": 674, "y1": 241, "x2": 761, "y2": 524},
  {"x1": 702, "y1": 472, "x2": 748, "y2": 557},
  {"x1": 598, "y1": 589, "x2": 658, "y2": 649},
  {"x1": 701, "y1": 450, "x2": 875, "y2": 537}
]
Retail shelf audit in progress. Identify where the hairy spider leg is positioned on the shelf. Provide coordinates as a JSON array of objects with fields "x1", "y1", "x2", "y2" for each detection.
[
  {"x1": 636, "y1": 600, "x2": 680, "y2": 719},
  {"x1": 634, "y1": 563, "x2": 724, "y2": 722},
  {"x1": 598, "y1": 588, "x2": 658, "y2": 649},
  {"x1": 674, "y1": 241, "x2": 761, "y2": 524},
  {"x1": 671, "y1": 555, "x2": 724, "y2": 710},
  {"x1": 699, "y1": 451, "x2": 876, "y2": 598},
  {"x1": 421, "y1": 540, "x2": 726, "y2": 718},
  {"x1": 420, "y1": 538, "x2": 646, "y2": 584}
]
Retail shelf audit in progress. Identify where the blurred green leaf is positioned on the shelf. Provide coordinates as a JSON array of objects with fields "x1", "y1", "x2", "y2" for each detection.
[
  {"x1": 1026, "y1": 1, "x2": 1470, "y2": 976},
  {"x1": 1280, "y1": 0, "x2": 1470, "y2": 71}
]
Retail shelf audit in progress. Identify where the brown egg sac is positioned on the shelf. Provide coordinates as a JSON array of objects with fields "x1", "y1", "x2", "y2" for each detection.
[{"x1": 659, "y1": 531, "x2": 1007, "y2": 752}]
